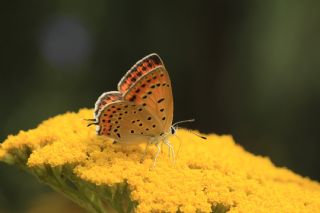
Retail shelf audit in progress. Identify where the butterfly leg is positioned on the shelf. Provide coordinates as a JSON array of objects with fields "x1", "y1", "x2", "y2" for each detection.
[
  {"x1": 164, "y1": 140, "x2": 175, "y2": 165},
  {"x1": 161, "y1": 142, "x2": 164, "y2": 154},
  {"x1": 152, "y1": 143, "x2": 161, "y2": 168},
  {"x1": 140, "y1": 142, "x2": 151, "y2": 163}
]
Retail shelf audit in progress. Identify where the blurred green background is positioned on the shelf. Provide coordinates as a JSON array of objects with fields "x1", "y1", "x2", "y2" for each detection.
[{"x1": 1, "y1": 0, "x2": 319, "y2": 212}]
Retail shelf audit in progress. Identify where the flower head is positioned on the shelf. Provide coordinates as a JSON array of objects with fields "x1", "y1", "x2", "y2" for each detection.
[{"x1": 1, "y1": 109, "x2": 319, "y2": 212}]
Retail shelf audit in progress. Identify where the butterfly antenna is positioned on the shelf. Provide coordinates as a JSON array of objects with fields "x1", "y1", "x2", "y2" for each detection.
[
  {"x1": 173, "y1": 119, "x2": 207, "y2": 140},
  {"x1": 172, "y1": 119, "x2": 195, "y2": 127},
  {"x1": 187, "y1": 129, "x2": 207, "y2": 140},
  {"x1": 87, "y1": 122, "x2": 98, "y2": 127},
  {"x1": 83, "y1": 118, "x2": 98, "y2": 127}
]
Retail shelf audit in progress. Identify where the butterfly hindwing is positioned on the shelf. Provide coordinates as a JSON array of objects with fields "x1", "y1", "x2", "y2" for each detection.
[
  {"x1": 118, "y1": 53, "x2": 163, "y2": 94},
  {"x1": 94, "y1": 91, "x2": 122, "y2": 116},
  {"x1": 96, "y1": 101, "x2": 163, "y2": 143},
  {"x1": 123, "y1": 66, "x2": 173, "y2": 133}
]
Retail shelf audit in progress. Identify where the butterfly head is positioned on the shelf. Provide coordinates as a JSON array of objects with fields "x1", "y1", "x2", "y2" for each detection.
[
  {"x1": 170, "y1": 119, "x2": 195, "y2": 135},
  {"x1": 170, "y1": 126, "x2": 177, "y2": 135},
  {"x1": 158, "y1": 126, "x2": 177, "y2": 139}
]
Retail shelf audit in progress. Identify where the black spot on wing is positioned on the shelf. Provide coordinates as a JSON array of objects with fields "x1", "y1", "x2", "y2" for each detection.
[
  {"x1": 157, "y1": 98, "x2": 165, "y2": 103},
  {"x1": 129, "y1": 95, "x2": 136, "y2": 102}
]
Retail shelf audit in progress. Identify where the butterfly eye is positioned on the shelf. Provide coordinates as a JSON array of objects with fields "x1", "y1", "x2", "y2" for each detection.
[{"x1": 171, "y1": 127, "x2": 176, "y2": 134}]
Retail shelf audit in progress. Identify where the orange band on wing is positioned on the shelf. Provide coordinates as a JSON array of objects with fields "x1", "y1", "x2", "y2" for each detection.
[
  {"x1": 94, "y1": 92, "x2": 122, "y2": 116},
  {"x1": 118, "y1": 54, "x2": 163, "y2": 94}
]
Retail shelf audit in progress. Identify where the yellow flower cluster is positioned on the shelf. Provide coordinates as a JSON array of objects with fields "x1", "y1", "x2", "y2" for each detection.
[{"x1": 1, "y1": 109, "x2": 320, "y2": 213}]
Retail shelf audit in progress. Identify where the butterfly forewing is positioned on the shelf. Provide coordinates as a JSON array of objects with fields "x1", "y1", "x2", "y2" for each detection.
[
  {"x1": 118, "y1": 54, "x2": 163, "y2": 94},
  {"x1": 123, "y1": 66, "x2": 173, "y2": 133},
  {"x1": 96, "y1": 101, "x2": 163, "y2": 143}
]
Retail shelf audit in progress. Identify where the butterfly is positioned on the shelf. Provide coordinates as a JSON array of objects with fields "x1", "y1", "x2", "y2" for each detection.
[{"x1": 90, "y1": 53, "x2": 176, "y2": 165}]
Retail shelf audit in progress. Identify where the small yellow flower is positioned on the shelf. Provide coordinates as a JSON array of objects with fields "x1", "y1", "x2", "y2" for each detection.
[{"x1": 1, "y1": 109, "x2": 319, "y2": 213}]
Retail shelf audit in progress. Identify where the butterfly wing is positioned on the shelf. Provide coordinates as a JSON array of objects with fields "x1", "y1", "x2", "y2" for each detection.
[
  {"x1": 95, "y1": 53, "x2": 173, "y2": 143},
  {"x1": 94, "y1": 91, "x2": 122, "y2": 116},
  {"x1": 118, "y1": 53, "x2": 163, "y2": 94},
  {"x1": 96, "y1": 101, "x2": 163, "y2": 143},
  {"x1": 123, "y1": 66, "x2": 173, "y2": 133}
]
